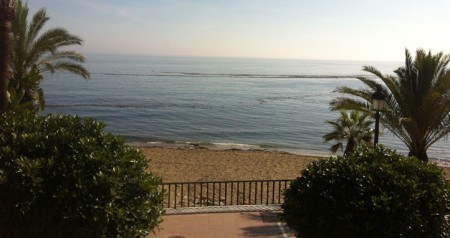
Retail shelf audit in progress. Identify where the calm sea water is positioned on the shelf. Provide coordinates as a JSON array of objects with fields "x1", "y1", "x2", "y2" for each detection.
[{"x1": 41, "y1": 54, "x2": 450, "y2": 161}]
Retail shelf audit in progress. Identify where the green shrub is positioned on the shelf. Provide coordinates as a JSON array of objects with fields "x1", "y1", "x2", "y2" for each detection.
[
  {"x1": 282, "y1": 145, "x2": 450, "y2": 238},
  {"x1": 0, "y1": 111, "x2": 164, "y2": 238}
]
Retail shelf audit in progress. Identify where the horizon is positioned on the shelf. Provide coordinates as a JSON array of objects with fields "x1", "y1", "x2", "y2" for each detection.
[
  {"x1": 84, "y1": 51, "x2": 404, "y2": 64},
  {"x1": 28, "y1": 1, "x2": 450, "y2": 62}
]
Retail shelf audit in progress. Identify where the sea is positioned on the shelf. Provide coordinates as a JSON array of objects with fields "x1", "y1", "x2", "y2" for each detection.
[{"x1": 41, "y1": 54, "x2": 450, "y2": 161}]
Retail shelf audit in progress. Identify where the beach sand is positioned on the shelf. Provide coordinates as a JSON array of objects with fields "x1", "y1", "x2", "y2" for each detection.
[
  {"x1": 140, "y1": 147, "x2": 450, "y2": 182},
  {"x1": 140, "y1": 147, "x2": 320, "y2": 182}
]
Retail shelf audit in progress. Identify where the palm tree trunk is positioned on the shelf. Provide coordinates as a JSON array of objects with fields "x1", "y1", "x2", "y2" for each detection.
[
  {"x1": 344, "y1": 137, "x2": 356, "y2": 155},
  {"x1": 408, "y1": 150, "x2": 428, "y2": 162},
  {"x1": 0, "y1": 0, "x2": 13, "y2": 113}
]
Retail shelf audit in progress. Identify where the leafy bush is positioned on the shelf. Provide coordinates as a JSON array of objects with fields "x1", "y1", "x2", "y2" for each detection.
[
  {"x1": 282, "y1": 145, "x2": 450, "y2": 238},
  {"x1": 0, "y1": 112, "x2": 164, "y2": 238}
]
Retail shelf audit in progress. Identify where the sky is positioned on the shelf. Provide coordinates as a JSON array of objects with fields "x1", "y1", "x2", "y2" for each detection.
[{"x1": 27, "y1": 0, "x2": 450, "y2": 61}]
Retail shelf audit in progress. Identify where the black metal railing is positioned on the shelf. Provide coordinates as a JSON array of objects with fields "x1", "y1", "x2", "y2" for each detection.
[{"x1": 160, "y1": 179, "x2": 293, "y2": 208}]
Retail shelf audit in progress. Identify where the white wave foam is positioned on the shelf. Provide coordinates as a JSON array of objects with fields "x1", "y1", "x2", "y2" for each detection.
[{"x1": 211, "y1": 142, "x2": 257, "y2": 148}]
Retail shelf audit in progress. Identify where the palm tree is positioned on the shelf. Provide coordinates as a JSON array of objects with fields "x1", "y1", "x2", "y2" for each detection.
[
  {"x1": 323, "y1": 110, "x2": 373, "y2": 155},
  {"x1": 0, "y1": 0, "x2": 15, "y2": 113},
  {"x1": 8, "y1": 0, "x2": 89, "y2": 110},
  {"x1": 330, "y1": 49, "x2": 450, "y2": 161}
]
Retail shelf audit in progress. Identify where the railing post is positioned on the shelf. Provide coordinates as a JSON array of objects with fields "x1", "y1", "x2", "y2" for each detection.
[
  {"x1": 174, "y1": 185, "x2": 178, "y2": 208},
  {"x1": 242, "y1": 182, "x2": 246, "y2": 205},
  {"x1": 231, "y1": 182, "x2": 234, "y2": 205},
  {"x1": 181, "y1": 184, "x2": 184, "y2": 207},
  {"x1": 237, "y1": 182, "x2": 240, "y2": 205},
  {"x1": 225, "y1": 182, "x2": 228, "y2": 206},
  {"x1": 254, "y1": 182, "x2": 257, "y2": 205},
  {"x1": 219, "y1": 182, "x2": 222, "y2": 205},
  {"x1": 187, "y1": 183, "x2": 190, "y2": 207},
  {"x1": 168, "y1": 184, "x2": 171, "y2": 208},
  {"x1": 212, "y1": 182, "x2": 216, "y2": 206},
  {"x1": 278, "y1": 181, "x2": 281, "y2": 204},
  {"x1": 193, "y1": 183, "x2": 197, "y2": 207},
  {"x1": 260, "y1": 181, "x2": 263, "y2": 204},
  {"x1": 248, "y1": 181, "x2": 252, "y2": 205},
  {"x1": 272, "y1": 181, "x2": 275, "y2": 204},
  {"x1": 206, "y1": 183, "x2": 209, "y2": 206},
  {"x1": 200, "y1": 182, "x2": 203, "y2": 207}
]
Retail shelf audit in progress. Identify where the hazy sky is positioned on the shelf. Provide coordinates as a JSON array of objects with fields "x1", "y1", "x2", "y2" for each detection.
[{"x1": 28, "y1": 0, "x2": 450, "y2": 61}]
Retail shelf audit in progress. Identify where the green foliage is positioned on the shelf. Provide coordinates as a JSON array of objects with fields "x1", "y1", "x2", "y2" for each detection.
[
  {"x1": 8, "y1": 0, "x2": 90, "y2": 110},
  {"x1": 330, "y1": 49, "x2": 450, "y2": 161},
  {"x1": 0, "y1": 111, "x2": 164, "y2": 238},
  {"x1": 323, "y1": 110, "x2": 373, "y2": 154},
  {"x1": 282, "y1": 145, "x2": 450, "y2": 238}
]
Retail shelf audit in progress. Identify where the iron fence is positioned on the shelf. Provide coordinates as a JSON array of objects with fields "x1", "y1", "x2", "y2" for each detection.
[{"x1": 160, "y1": 179, "x2": 293, "y2": 208}]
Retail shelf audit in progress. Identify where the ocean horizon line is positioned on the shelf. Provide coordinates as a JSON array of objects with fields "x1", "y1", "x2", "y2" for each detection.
[
  {"x1": 97, "y1": 72, "x2": 373, "y2": 79},
  {"x1": 83, "y1": 52, "x2": 403, "y2": 64}
]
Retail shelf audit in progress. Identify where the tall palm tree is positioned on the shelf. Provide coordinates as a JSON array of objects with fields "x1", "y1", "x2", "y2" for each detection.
[
  {"x1": 330, "y1": 49, "x2": 450, "y2": 161},
  {"x1": 323, "y1": 110, "x2": 373, "y2": 155},
  {"x1": 0, "y1": 0, "x2": 15, "y2": 113},
  {"x1": 8, "y1": 0, "x2": 89, "y2": 110}
]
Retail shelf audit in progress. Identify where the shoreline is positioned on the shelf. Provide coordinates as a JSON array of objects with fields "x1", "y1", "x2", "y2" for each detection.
[
  {"x1": 127, "y1": 141, "x2": 333, "y2": 158},
  {"x1": 128, "y1": 141, "x2": 450, "y2": 167}
]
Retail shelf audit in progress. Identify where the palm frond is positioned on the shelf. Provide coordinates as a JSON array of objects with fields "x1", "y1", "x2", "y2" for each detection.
[
  {"x1": 323, "y1": 110, "x2": 373, "y2": 153},
  {"x1": 330, "y1": 143, "x2": 343, "y2": 153},
  {"x1": 50, "y1": 61, "x2": 90, "y2": 79},
  {"x1": 29, "y1": 28, "x2": 83, "y2": 58},
  {"x1": 46, "y1": 50, "x2": 86, "y2": 62},
  {"x1": 26, "y1": 8, "x2": 49, "y2": 49},
  {"x1": 330, "y1": 97, "x2": 371, "y2": 112},
  {"x1": 8, "y1": 0, "x2": 89, "y2": 111},
  {"x1": 329, "y1": 49, "x2": 450, "y2": 161}
]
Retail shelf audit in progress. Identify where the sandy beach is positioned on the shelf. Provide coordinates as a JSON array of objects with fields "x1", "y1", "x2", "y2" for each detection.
[
  {"x1": 140, "y1": 147, "x2": 320, "y2": 182},
  {"x1": 141, "y1": 147, "x2": 450, "y2": 182}
]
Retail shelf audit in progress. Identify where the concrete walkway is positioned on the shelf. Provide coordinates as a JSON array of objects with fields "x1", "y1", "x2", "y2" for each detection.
[{"x1": 147, "y1": 206, "x2": 295, "y2": 238}]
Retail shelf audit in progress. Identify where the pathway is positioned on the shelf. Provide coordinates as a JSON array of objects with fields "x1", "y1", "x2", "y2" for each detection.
[{"x1": 147, "y1": 206, "x2": 295, "y2": 238}]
